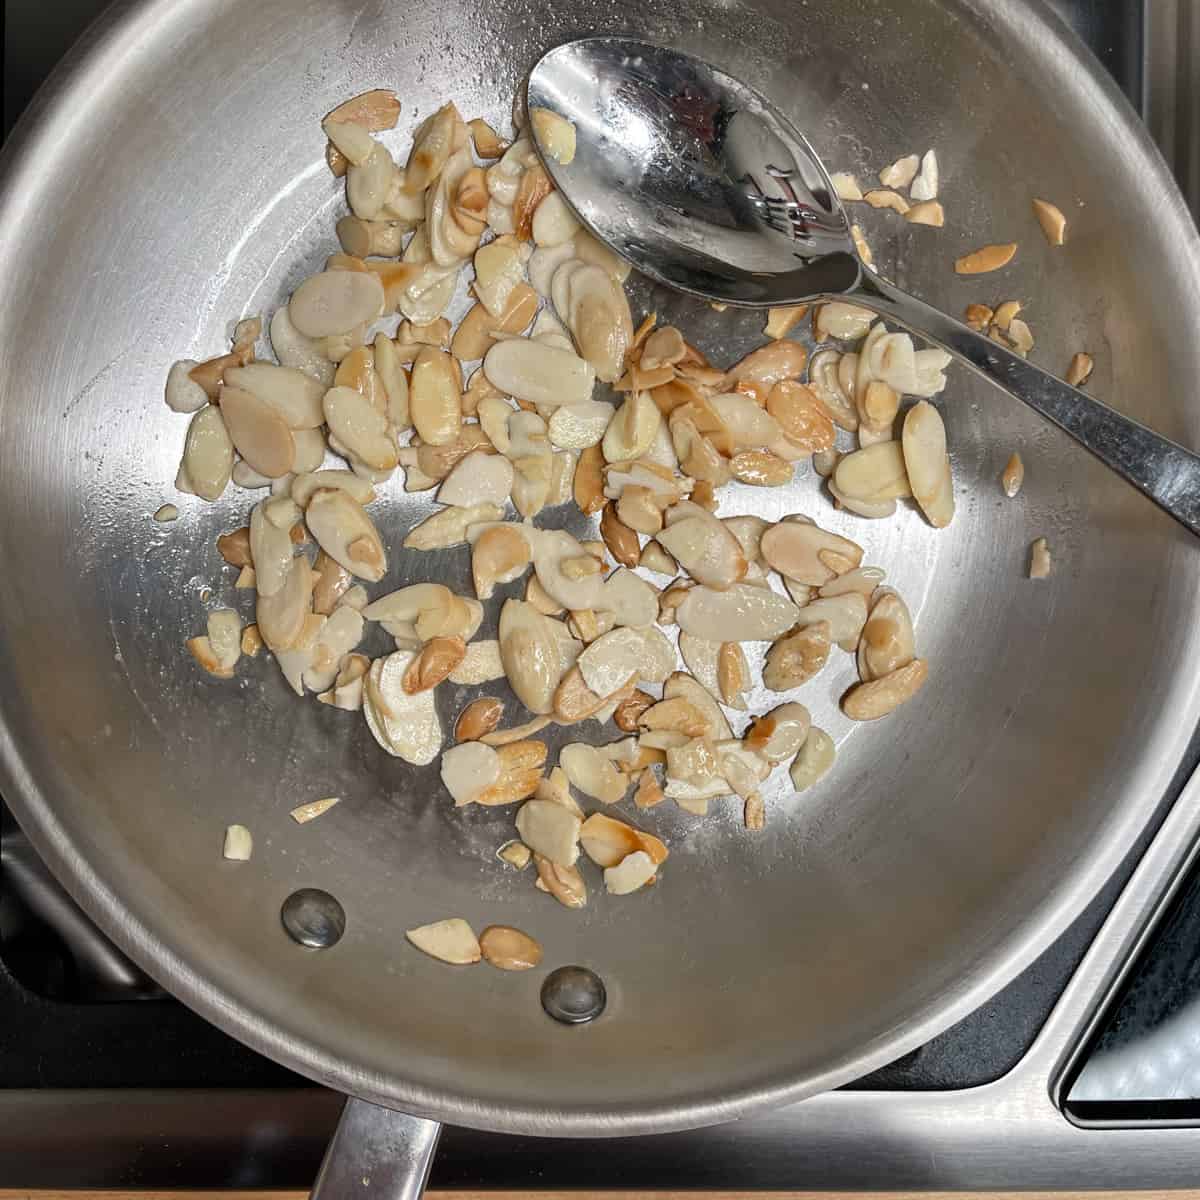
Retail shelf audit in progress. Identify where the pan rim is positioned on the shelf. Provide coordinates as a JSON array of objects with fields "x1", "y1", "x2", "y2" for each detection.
[{"x1": 0, "y1": 0, "x2": 1198, "y2": 1137}]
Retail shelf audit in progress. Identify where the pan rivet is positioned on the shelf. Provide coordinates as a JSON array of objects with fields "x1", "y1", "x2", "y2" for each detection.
[
  {"x1": 541, "y1": 965, "x2": 606, "y2": 1024},
  {"x1": 281, "y1": 888, "x2": 346, "y2": 949}
]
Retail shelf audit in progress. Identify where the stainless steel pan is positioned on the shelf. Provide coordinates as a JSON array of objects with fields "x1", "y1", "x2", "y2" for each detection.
[{"x1": 1, "y1": 0, "x2": 1199, "y2": 1188}]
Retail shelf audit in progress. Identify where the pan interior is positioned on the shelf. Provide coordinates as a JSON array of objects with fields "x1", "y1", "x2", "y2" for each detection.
[{"x1": 0, "y1": 0, "x2": 1199, "y2": 1135}]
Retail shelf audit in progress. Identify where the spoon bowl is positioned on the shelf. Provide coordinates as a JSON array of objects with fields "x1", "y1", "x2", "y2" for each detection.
[{"x1": 528, "y1": 36, "x2": 1200, "y2": 536}]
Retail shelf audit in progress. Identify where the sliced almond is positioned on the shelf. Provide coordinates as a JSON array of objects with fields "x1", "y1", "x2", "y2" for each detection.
[
  {"x1": 513, "y1": 165, "x2": 553, "y2": 241},
  {"x1": 842, "y1": 658, "x2": 928, "y2": 720},
  {"x1": 451, "y1": 285, "x2": 537, "y2": 361},
  {"x1": 834, "y1": 440, "x2": 911, "y2": 502},
  {"x1": 575, "y1": 627, "x2": 644, "y2": 699},
  {"x1": 530, "y1": 107, "x2": 577, "y2": 164},
  {"x1": 218, "y1": 386, "x2": 295, "y2": 478},
  {"x1": 814, "y1": 302, "x2": 875, "y2": 342},
  {"x1": 766, "y1": 381, "x2": 836, "y2": 452},
  {"x1": 516, "y1": 797, "x2": 580, "y2": 866},
  {"x1": 663, "y1": 672, "x2": 733, "y2": 741},
  {"x1": 406, "y1": 918, "x2": 481, "y2": 965},
  {"x1": 902, "y1": 400, "x2": 954, "y2": 528},
  {"x1": 553, "y1": 665, "x2": 632, "y2": 724},
  {"x1": 614, "y1": 690, "x2": 656, "y2": 732},
  {"x1": 905, "y1": 200, "x2": 945, "y2": 227},
  {"x1": 795, "y1": 593, "x2": 868, "y2": 650},
  {"x1": 879, "y1": 154, "x2": 920, "y2": 189},
  {"x1": 604, "y1": 850, "x2": 657, "y2": 895},
  {"x1": 479, "y1": 925, "x2": 543, "y2": 971},
  {"x1": 533, "y1": 853, "x2": 587, "y2": 908},
  {"x1": 223, "y1": 824, "x2": 253, "y2": 860},
  {"x1": 656, "y1": 509, "x2": 747, "y2": 591},
  {"x1": 409, "y1": 347, "x2": 462, "y2": 446},
  {"x1": 472, "y1": 525, "x2": 532, "y2": 599},
  {"x1": 440, "y1": 740, "x2": 502, "y2": 806},
  {"x1": 1066, "y1": 352, "x2": 1094, "y2": 387},
  {"x1": 1029, "y1": 536, "x2": 1052, "y2": 580},
  {"x1": 729, "y1": 449, "x2": 792, "y2": 487},
  {"x1": 499, "y1": 599, "x2": 569, "y2": 715},
  {"x1": 724, "y1": 340, "x2": 808, "y2": 391},
  {"x1": 322, "y1": 386, "x2": 398, "y2": 472},
  {"x1": 468, "y1": 117, "x2": 508, "y2": 159},
  {"x1": 955, "y1": 243, "x2": 1017, "y2": 275},
  {"x1": 601, "y1": 390, "x2": 661, "y2": 462},
  {"x1": 289, "y1": 270, "x2": 383, "y2": 338},
  {"x1": 864, "y1": 188, "x2": 910, "y2": 214},
  {"x1": 1001, "y1": 451, "x2": 1025, "y2": 498},
  {"x1": 599, "y1": 501, "x2": 642, "y2": 568},
  {"x1": 745, "y1": 702, "x2": 812, "y2": 764},
  {"x1": 455, "y1": 697, "x2": 505, "y2": 742},
  {"x1": 857, "y1": 590, "x2": 916, "y2": 683},
  {"x1": 965, "y1": 303, "x2": 994, "y2": 331},
  {"x1": 763, "y1": 622, "x2": 831, "y2": 691},
  {"x1": 1032, "y1": 198, "x2": 1066, "y2": 246},
  {"x1": 484, "y1": 337, "x2": 595, "y2": 408},
  {"x1": 305, "y1": 488, "x2": 387, "y2": 582},
  {"x1": 180, "y1": 406, "x2": 234, "y2": 502},
  {"x1": 763, "y1": 305, "x2": 809, "y2": 339},
  {"x1": 639, "y1": 697, "x2": 709, "y2": 738},
  {"x1": 402, "y1": 636, "x2": 466, "y2": 693},
  {"x1": 675, "y1": 582, "x2": 799, "y2": 642},
  {"x1": 403, "y1": 102, "x2": 459, "y2": 194},
  {"x1": 560, "y1": 743, "x2": 628, "y2": 805},
  {"x1": 790, "y1": 727, "x2": 836, "y2": 791},
  {"x1": 760, "y1": 520, "x2": 863, "y2": 586},
  {"x1": 449, "y1": 639, "x2": 505, "y2": 685},
  {"x1": 830, "y1": 172, "x2": 863, "y2": 201},
  {"x1": 580, "y1": 812, "x2": 668, "y2": 869},
  {"x1": 188, "y1": 634, "x2": 234, "y2": 679},
  {"x1": 403, "y1": 501, "x2": 504, "y2": 551},
  {"x1": 256, "y1": 555, "x2": 313, "y2": 653}
]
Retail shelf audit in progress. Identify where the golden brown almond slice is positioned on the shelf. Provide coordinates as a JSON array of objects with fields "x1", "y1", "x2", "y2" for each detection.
[
  {"x1": 864, "y1": 188, "x2": 910, "y2": 214},
  {"x1": 763, "y1": 622, "x2": 832, "y2": 691},
  {"x1": 1001, "y1": 451, "x2": 1025, "y2": 498},
  {"x1": 763, "y1": 304, "x2": 809, "y2": 339},
  {"x1": 600, "y1": 501, "x2": 642, "y2": 568},
  {"x1": 1032, "y1": 198, "x2": 1066, "y2": 246},
  {"x1": 842, "y1": 659, "x2": 928, "y2": 720},
  {"x1": 767, "y1": 380, "x2": 836, "y2": 452},
  {"x1": 217, "y1": 526, "x2": 253, "y2": 567},
  {"x1": 729, "y1": 450, "x2": 792, "y2": 486},
  {"x1": 633, "y1": 770, "x2": 666, "y2": 810},
  {"x1": 638, "y1": 697, "x2": 710, "y2": 738},
  {"x1": 718, "y1": 642, "x2": 750, "y2": 707},
  {"x1": 513, "y1": 164, "x2": 553, "y2": 240},
  {"x1": 905, "y1": 200, "x2": 944, "y2": 227},
  {"x1": 964, "y1": 303, "x2": 994, "y2": 331},
  {"x1": 1066, "y1": 352, "x2": 1094, "y2": 387},
  {"x1": 325, "y1": 89, "x2": 401, "y2": 131},
  {"x1": 402, "y1": 636, "x2": 466, "y2": 693},
  {"x1": 451, "y1": 285, "x2": 537, "y2": 360},
  {"x1": 553, "y1": 665, "x2": 634, "y2": 724},
  {"x1": 403, "y1": 102, "x2": 459, "y2": 194},
  {"x1": 187, "y1": 634, "x2": 234, "y2": 679},
  {"x1": 533, "y1": 853, "x2": 587, "y2": 908},
  {"x1": 240, "y1": 624, "x2": 263, "y2": 658},
  {"x1": 468, "y1": 117, "x2": 508, "y2": 159},
  {"x1": 409, "y1": 347, "x2": 462, "y2": 446},
  {"x1": 479, "y1": 925, "x2": 543, "y2": 971},
  {"x1": 955, "y1": 243, "x2": 1017, "y2": 275},
  {"x1": 614, "y1": 689, "x2": 656, "y2": 732},
  {"x1": 580, "y1": 812, "x2": 669, "y2": 869},
  {"x1": 475, "y1": 740, "x2": 548, "y2": 807},
  {"x1": 472, "y1": 525, "x2": 532, "y2": 600},
  {"x1": 724, "y1": 340, "x2": 808, "y2": 390}
]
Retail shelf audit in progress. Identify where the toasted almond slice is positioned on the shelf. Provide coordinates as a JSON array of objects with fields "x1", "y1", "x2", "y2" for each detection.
[
  {"x1": 857, "y1": 590, "x2": 916, "y2": 683},
  {"x1": 513, "y1": 164, "x2": 554, "y2": 240},
  {"x1": 729, "y1": 450, "x2": 792, "y2": 486},
  {"x1": 593, "y1": 501, "x2": 640, "y2": 568},
  {"x1": 256, "y1": 555, "x2": 313, "y2": 652},
  {"x1": 516, "y1": 797, "x2": 580, "y2": 865},
  {"x1": 406, "y1": 918, "x2": 481, "y2": 965},
  {"x1": 1001, "y1": 451, "x2": 1025, "y2": 498},
  {"x1": 864, "y1": 188, "x2": 910, "y2": 214},
  {"x1": 601, "y1": 390, "x2": 661, "y2": 462},
  {"x1": 305, "y1": 488, "x2": 387, "y2": 582},
  {"x1": 497, "y1": 839, "x2": 531, "y2": 869},
  {"x1": 188, "y1": 634, "x2": 234, "y2": 678},
  {"x1": 560, "y1": 743, "x2": 628, "y2": 805},
  {"x1": 206, "y1": 609, "x2": 242, "y2": 672},
  {"x1": 534, "y1": 853, "x2": 587, "y2": 908},
  {"x1": 363, "y1": 651, "x2": 443, "y2": 763},
  {"x1": 790, "y1": 727, "x2": 836, "y2": 791},
  {"x1": 1029, "y1": 536, "x2": 1052, "y2": 579},
  {"x1": 1066, "y1": 352, "x2": 1094, "y2": 387},
  {"x1": 532, "y1": 191, "x2": 581, "y2": 246},
  {"x1": 322, "y1": 386, "x2": 397, "y2": 472},
  {"x1": 829, "y1": 171, "x2": 863, "y2": 201},
  {"x1": 581, "y1": 812, "x2": 668, "y2": 869},
  {"x1": 852, "y1": 224, "x2": 873, "y2": 264},
  {"x1": 217, "y1": 526, "x2": 252, "y2": 568},
  {"x1": 761, "y1": 520, "x2": 863, "y2": 586},
  {"x1": 402, "y1": 636, "x2": 466, "y2": 693},
  {"x1": 639, "y1": 697, "x2": 710, "y2": 738},
  {"x1": 842, "y1": 658, "x2": 928, "y2": 720},
  {"x1": 604, "y1": 849, "x2": 657, "y2": 895},
  {"x1": 576, "y1": 627, "x2": 645, "y2": 698},
  {"x1": 472, "y1": 525, "x2": 532, "y2": 600},
  {"x1": 165, "y1": 359, "x2": 209, "y2": 413},
  {"x1": 440, "y1": 740, "x2": 502, "y2": 806},
  {"x1": 484, "y1": 337, "x2": 595, "y2": 408},
  {"x1": 409, "y1": 347, "x2": 462, "y2": 446},
  {"x1": 815, "y1": 302, "x2": 875, "y2": 342},
  {"x1": 763, "y1": 304, "x2": 809, "y2": 339},
  {"x1": 724, "y1": 340, "x2": 808, "y2": 393},
  {"x1": 902, "y1": 401, "x2": 954, "y2": 528},
  {"x1": 403, "y1": 102, "x2": 459, "y2": 194},
  {"x1": 289, "y1": 797, "x2": 340, "y2": 825},
  {"x1": 965, "y1": 303, "x2": 994, "y2": 331},
  {"x1": 468, "y1": 117, "x2": 508, "y2": 159},
  {"x1": 455, "y1": 697, "x2": 505, "y2": 742},
  {"x1": 663, "y1": 671, "x2": 733, "y2": 741},
  {"x1": 553, "y1": 665, "x2": 633, "y2": 724},
  {"x1": 909, "y1": 148, "x2": 939, "y2": 200},
  {"x1": 955, "y1": 243, "x2": 1017, "y2": 275},
  {"x1": 614, "y1": 690, "x2": 656, "y2": 732},
  {"x1": 325, "y1": 89, "x2": 401, "y2": 132},
  {"x1": 450, "y1": 639, "x2": 505, "y2": 685},
  {"x1": 479, "y1": 925, "x2": 543, "y2": 971},
  {"x1": 1032, "y1": 198, "x2": 1067, "y2": 246},
  {"x1": 291, "y1": 469, "x2": 375, "y2": 509},
  {"x1": 763, "y1": 622, "x2": 832, "y2": 691},
  {"x1": 452, "y1": 285, "x2": 538, "y2": 361},
  {"x1": 795, "y1": 593, "x2": 868, "y2": 650},
  {"x1": 437, "y1": 450, "x2": 513, "y2": 508},
  {"x1": 745, "y1": 702, "x2": 812, "y2": 764},
  {"x1": 879, "y1": 153, "x2": 920, "y2": 189},
  {"x1": 905, "y1": 200, "x2": 944, "y2": 227}
]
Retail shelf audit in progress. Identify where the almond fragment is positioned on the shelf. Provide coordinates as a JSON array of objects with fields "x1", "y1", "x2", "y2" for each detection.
[
  {"x1": 468, "y1": 118, "x2": 508, "y2": 159},
  {"x1": 402, "y1": 636, "x2": 466, "y2": 693},
  {"x1": 790, "y1": 727, "x2": 836, "y2": 791},
  {"x1": 472, "y1": 525, "x2": 532, "y2": 600},
  {"x1": 409, "y1": 347, "x2": 463, "y2": 446},
  {"x1": 476, "y1": 740, "x2": 548, "y2": 807},
  {"x1": 406, "y1": 918, "x2": 481, "y2": 965},
  {"x1": 879, "y1": 154, "x2": 920, "y2": 189},
  {"x1": 955, "y1": 243, "x2": 1017, "y2": 275},
  {"x1": 964, "y1": 303, "x2": 994, "y2": 331},
  {"x1": 1066, "y1": 352, "x2": 1094, "y2": 387},
  {"x1": 717, "y1": 642, "x2": 750, "y2": 707},
  {"x1": 533, "y1": 853, "x2": 587, "y2": 909},
  {"x1": 864, "y1": 188, "x2": 909, "y2": 214},
  {"x1": 516, "y1": 796, "x2": 580, "y2": 865},
  {"x1": 857, "y1": 590, "x2": 916, "y2": 683},
  {"x1": 218, "y1": 386, "x2": 296, "y2": 478},
  {"x1": 605, "y1": 850, "x2": 658, "y2": 894},
  {"x1": 479, "y1": 925, "x2": 543, "y2": 971},
  {"x1": 600, "y1": 502, "x2": 641, "y2": 568},
  {"x1": 1001, "y1": 451, "x2": 1025, "y2": 498},
  {"x1": 187, "y1": 634, "x2": 234, "y2": 679},
  {"x1": 1029, "y1": 536, "x2": 1052, "y2": 579},
  {"x1": 764, "y1": 305, "x2": 809, "y2": 339},
  {"x1": 745, "y1": 702, "x2": 811, "y2": 764},
  {"x1": 830, "y1": 172, "x2": 863, "y2": 201},
  {"x1": 305, "y1": 488, "x2": 387, "y2": 582},
  {"x1": 560, "y1": 743, "x2": 628, "y2": 805},
  {"x1": 634, "y1": 770, "x2": 666, "y2": 809},
  {"x1": 842, "y1": 659, "x2": 928, "y2": 720},
  {"x1": 497, "y1": 840, "x2": 531, "y2": 869},
  {"x1": 614, "y1": 689, "x2": 655, "y2": 732},
  {"x1": 580, "y1": 812, "x2": 668, "y2": 869},
  {"x1": 217, "y1": 526, "x2": 253, "y2": 568},
  {"x1": 729, "y1": 450, "x2": 792, "y2": 486},
  {"x1": 180, "y1": 406, "x2": 234, "y2": 502},
  {"x1": 1032, "y1": 198, "x2": 1067, "y2": 246},
  {"x1": 638, "y1": 697, "x2": 710, "y2": 738},
  {"x1": 905, "y1": 200, "x2": 944, "y2": 227}
]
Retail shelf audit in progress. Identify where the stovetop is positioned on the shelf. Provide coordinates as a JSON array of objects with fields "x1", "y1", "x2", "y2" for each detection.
[{"x1": 5, "y1": 0, "x2": 1200, "y2": 1190}]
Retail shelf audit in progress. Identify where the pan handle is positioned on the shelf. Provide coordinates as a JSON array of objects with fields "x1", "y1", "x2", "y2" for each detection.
[{"x1": 310, "y1": 1097, "x2": 442, "y2": 1200}]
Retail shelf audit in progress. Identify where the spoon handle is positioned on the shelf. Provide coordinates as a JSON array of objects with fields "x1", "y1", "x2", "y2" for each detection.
[{"x1": 857, "y1": 273, "x2": 1200, "y2": 537}]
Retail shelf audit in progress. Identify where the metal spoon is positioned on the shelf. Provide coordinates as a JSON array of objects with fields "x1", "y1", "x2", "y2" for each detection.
[{"x1": 527, "y1": 37, "x2": 1200, "y2": 536}]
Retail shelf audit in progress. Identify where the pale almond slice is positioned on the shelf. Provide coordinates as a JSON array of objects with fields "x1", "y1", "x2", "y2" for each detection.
[
  {"x1": 842, "y1": 658, "x2": 928, "y2": 720},
  {"x1": 322, "y1": 386, "x2": 397, "y2": 472},
  {"x1": 601, "y1": 390, "x2": 661, "y2": 462},
  {"x1": 604, "y1": 850, "x2": 657, "y2": 895},
  {"x1": 708, "y1": 392, "x2": 784, "y2": 448},
  {"x1": 568, "y1": 264, "x2": 633, "y2": 383},
  {"x1": 532, "y1": 191, "x2": 581, "y2": 246},
  {"x1": 790, "y1": 727, "x2": 836, "y2": 791},
  {"x1": 484, "y1": 337, "x2": 595, "y2": 408},
  {"x1": 640, "y1": 697, "x2": 710, "y2": 739},
  {"x1": 309, "y1": 550, "x2": 350, "y2": 615},
  {"x1": 760, "y1": 520, "x2": 864, "y2": 586},
  {"x1": 363, "y1": 582, "x2": 453, "y2": 625},
  {"x1": 1001, "y1": 451, "x2": 1025, "y2": 498},
  {"x1": 404, "y1": 502, "x2": 504, "y2": 551},
  {"x1": 1029, "y1": 536, "x2": 1052, "y2": 579},
  {"x1": 902, "y1": 401, "x2": 954, "y2": 528},
  {"x1": 290, "y1": 797, "x2": 340, "y2": 825},
  {"x1": 864, "y1": 188, "x2": 909, "y2": 214},
  {"x1": 472, "y1": 525, "x2": 532, "y2": 599},
  {"x1": 794, "y1": 593, "x2": 868, "y2": 649},
  {"x1": 763, "y1": 304, "x2": 809, "y2": 339},
  {"x1": 879, "y1": 153, "x2": 920, "y2": 189},
  {"x1": 1032, "y1": 197, "x2": 1066, "y2": 246},
  {"x1": 634, "y1": 625, "x2": 677, "y2": 685},
  {"x1": 515, "y1": 798, "x2": 580, "y2": 866},
  {"x1": 580, "y1": 812, "x2": 668, "y2": 870},
  {"x1": 305, "y1": 488, "x2": 387, "y2": 582},
  {"x1": 223, "y1": 824, "x2": 253, "y2": 860},
  {"x1": 188, "y1": 634, "x2": 234, "y2": 678},
  {"x1": 954, "y1": 243, "x2": 1017, "y2": 275},
  {"x1": 289, "y1": 270, "x2": 384, "y2": 338},
  {"x1": 473, "y1": 239, "x2": 526, "y2": 318},
  {"x1": 905, "y1": 200, "x2": 945, "y2": 227},
  {"x1": 820, "y1": 565, "x2": 886, "y2": 597},
  {"x1": 665, "y1": 736, "x2": 721, "y2": 789},
  {"x1": 499, "y1": 598, "x2": 571, "y2": 714},
  {"x1": 435, "y1": 450, "x2": 513, "y2": 508},
  {"x1": 180, "y1": 406, "x2": 234, "y2": 502},
  {"x1": 165, "y1": 360, "x2": 208, "y2": 413},
  {"x1": 601, "y1": 567, "x2": 658, "y2": 628},
  {"x1": 530, "y1": 107, "x2": 577, "y2": 164},
  {"x1": 834, "y1": 440, "x2": 912, "y2": 502},
  {"x1": 482, "y1": 716, "x2": 554, "y2": 748},
  {"x1": 497, "y1": 839, "x2": 531, "y2": 869},
  {"x1": 206, "y1": 609, "x2": 242, "y2": 672},
  {"x1": 560, "y1": 743, "x2": 628, "y2": 805},
  {"x1": 829, "y1": 172, "x2": 863, "y2": 201},
  {"x1": 249, "y1": 502, "x2": 295, "y2": 598},
  {"x1": 676, "y1": 632, "x2": 728, "y2": 710},
  {"x1": 450, "y1": 639, "x2": 505, "y2": 685},
  {"x1": 406, "y1": 918, "x2": 481, "y2": 965},
  {"x1": 513, "y1": 165, "x2": 554, "y2": 240},
  {"x1": 745, "y1": 702, "x2": 812, "y2": 764},
  {"x1": 154, "y1": 503, "x2": 180, "y2": 523},
  {"x1": 815, "y1": 302, "x2": 875, "y2": 342},
  {"x1": 576, "y1": 627, "x2": 645, "y2": 698},
  {"x1": 363, "y1": 651, "x2": 442, "y2": 763},
  {"x1": 656, "y1": 510, "x2": 747, "y2": 591},
  {"x1": 763, "y1": 622, "x2": 832, "y2": 691},
  {"x1": 548, "y1": 400, "x2": 615, "y2": 450},
  {"x1": 828, "y1": 480, "x2": 897, "y2": 519},
  {"x1": 218, "y1": 386, "x2": 296, "y2": 478},
  {"x1": 440, "y1": 740, "x2": 502, "y2": 806},
  {"x1": 663, "y1": 671, "x2": 734, "y2": 740},
  {"x1": 269, "y1": 307, "x2": 336, "y2": 388},
  {"x1": 256, "y1": 555, "x2": 313, "y2": 653},
  {"x1": 857, "y1": 589, "x2": 916, "y2": 683},
  {"x1": 675, "y1": 582, "x2": 798, "y2": 642},
  {"x1": 553, "y1": 664, "x2": 633, "y2": 724},
  {"x1": 909, "y1": 150, "x2": 939, "y2": 201},
  {"x1": 723, "y1": 340, "x2": 808, "y2": 393},
  {"x1": 291, "y1": 470, "x2": 375, "y2": 508},
  {"x1": 1066, "y1": 352, "x2": 1094, "y2": 387}
]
